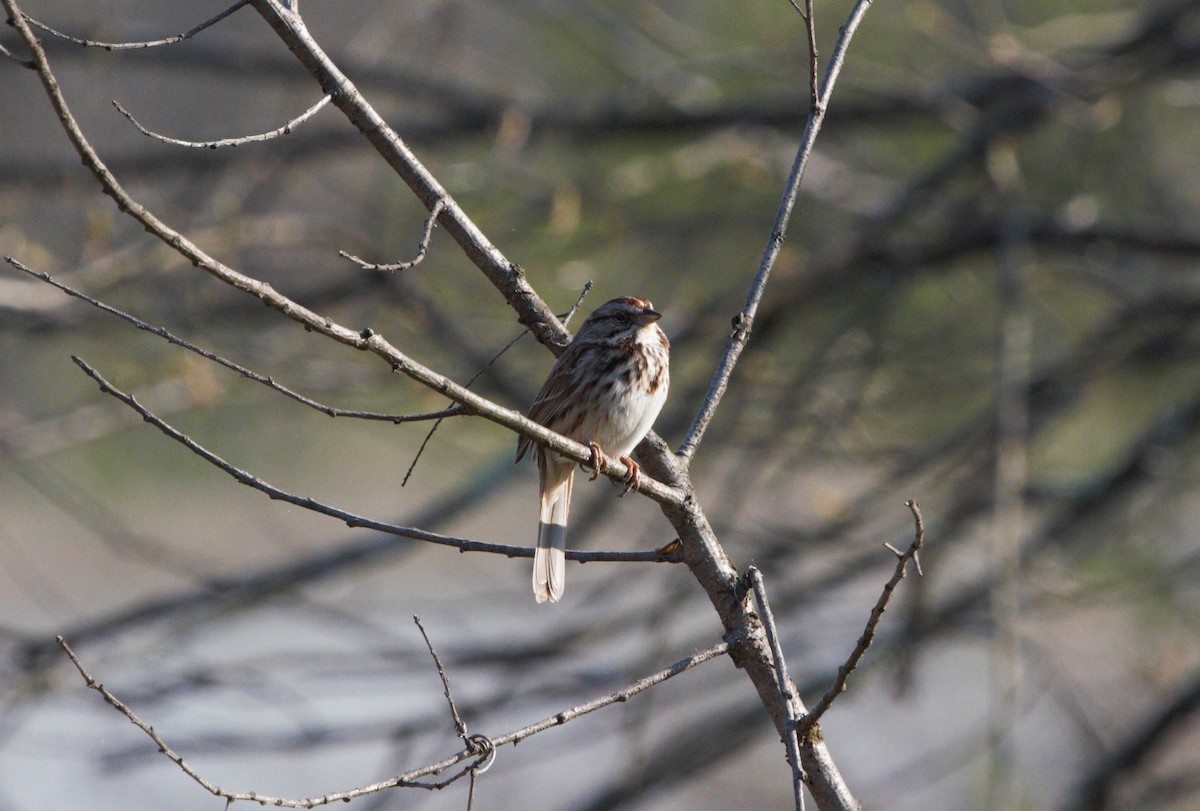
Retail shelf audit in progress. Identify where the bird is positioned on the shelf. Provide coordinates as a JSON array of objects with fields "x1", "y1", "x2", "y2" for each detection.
[{"x1": 516, "y1": 296, "x2": 670, "y2": 603}]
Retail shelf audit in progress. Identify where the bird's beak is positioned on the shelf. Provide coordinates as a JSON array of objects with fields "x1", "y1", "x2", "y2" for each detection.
[{"x1": 638, "y1": 307, "x2": 662, "y2": 326}]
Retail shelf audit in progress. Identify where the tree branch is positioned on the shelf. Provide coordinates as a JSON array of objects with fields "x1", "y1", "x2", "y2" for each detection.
[
  {"x1": 2, "y1": 3, "x2": 686, "y2": 503},
  {"x1": 4, "y1": 257, "x2": 466, "y2": 425},
  {"x1": 748, "y1": 566, "x2": 806, "y2": 811},
  {"x1": 677, "y1": 0, "x2": 874, "y2": 461},
  {"x1": 113, "y1": 93, "x2": 332, "y2": 149},
  {"x1": 245, "y1": 0, "x2": 570, "y2": 350},
  {"x1": 22, "y1": 1, "x2": 249, "y2": 50},
  {"x1": 340, "y1": 199, "x2": 445, "y2": 271},
  {"x1": 68, "y1": 355, "x2": 682, "y2": 565},
  {"x1": 58, "y1": 634, "x2": 729, "y2": 808},
  {"x1": 799, "y1": 500, "x2": 925, "y2": 734}
]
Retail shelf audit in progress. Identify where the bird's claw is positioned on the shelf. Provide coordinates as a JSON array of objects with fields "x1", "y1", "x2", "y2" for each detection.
[
  {"x1": 618, "y1": 455, "x2": 640, "y2": 496},
  {"x1": 587, "y1": 441, "x2": 607, "y2": 481}
]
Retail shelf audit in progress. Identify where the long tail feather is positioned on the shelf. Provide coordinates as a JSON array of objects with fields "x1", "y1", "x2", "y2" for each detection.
[{"x1": 534, "y1": 461, "x2": 573, "y2": 603}]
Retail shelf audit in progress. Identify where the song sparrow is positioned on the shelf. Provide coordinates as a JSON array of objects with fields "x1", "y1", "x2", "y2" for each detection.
[{"x1": 516, "y1": 296, "x2": 670, "y2": 603}]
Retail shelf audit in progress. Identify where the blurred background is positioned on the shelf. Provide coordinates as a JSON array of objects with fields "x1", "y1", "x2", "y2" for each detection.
[{"x1": 2, "y1": 0, "x2": 1200, "y2": 808}]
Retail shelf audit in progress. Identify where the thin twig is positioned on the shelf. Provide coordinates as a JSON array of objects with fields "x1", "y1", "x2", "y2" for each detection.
[
  {"x1": 67, "y1": 355, "x2": 679, "y2": 564},
  {"x1": 402, "y1": 281, "x2": 593, "y2": 485},
  {"x1": 491, "y1": 641, "x2": 732, "y2": 746},
  {"x1": 56, "y1": 635, "x2": 235, "y2": 798},
  {"x1": 58, "y1": 634, "x2": 727, "y2": 808},
  {"x1": 799, "y1": 499, "x2": 925, "y2": 733},
  {"x1": 804, "y1": 0, "x2": 820, "y2": 107},
  {"x1": 113, "y1": 94, "x2": 332, "y2": 149},
  {"x1": 749, "y1": 567, "x2": 806, "y2": 811},
  {"x1": 24, "y1": 2, "x2": 248, "y2": 50},
  {"x1": 341, "y1": 200, "x2": 445, "y2": 271},
  {"x1": 676, "y1": 0, "x2": 874, "y2": 462},
  {"x1": 4, "y1": 257, "x2": 467, "y2": 425},
  {"x1": 413, "y1": 616, "x2": 470, "y2": 745},
  {"x1": 0, "y1": 39, "x2": 34, "y2": 67}
]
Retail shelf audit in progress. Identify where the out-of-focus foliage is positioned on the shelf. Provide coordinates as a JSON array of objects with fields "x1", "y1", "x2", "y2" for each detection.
[{"x1": 2, "y1": 1, "x2": 1199, "y2": 809}]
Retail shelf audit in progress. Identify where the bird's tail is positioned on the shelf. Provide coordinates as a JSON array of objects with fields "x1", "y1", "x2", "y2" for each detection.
[{"x1": 534, "y1": 463, "x2": 573, "y2": 603}]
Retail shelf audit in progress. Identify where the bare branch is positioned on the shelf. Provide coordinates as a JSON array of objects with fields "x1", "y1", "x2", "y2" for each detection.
[
  {"x1": 340, "y1": 199, "x2": 445, "y2": 271},
  {"x1": 784, "y1": 0, "x2": 808, "y2": 21},
  {"x1": 748, "y1": 567, "x2": 806, "y2": 811},
  {"x1": 4, "y1": 257, "x2": 465, "y2": 425},
  {"x1": 413, "y1": 616, "x2": 470, "y2": 746},
  {"x1": 490, "y1": 640, "x2": 732, "y2": 747},
  {"x1": 804, "y1": 0, "x2": 819, "y2": 107},
  {"x1": 677, "y1": 0, "x2": 875, "y2": 461},
  {"x1": 800, "y1": 499, "x2": 925, "y2": 733},
  {"x1": 23, "y1": 2, "x2": 248, "y2": 50},
  {"x1": 68, "y1": 355, "x2": 681, "y2": 565},
  {"x1": 0, "y1": 39, "x2": 33, "y2": 67},
  {"x1": 245, "y1": 0, "x2": 571, "y2": 351},
  {"x1": 58, "y1": 634, "x2": 728, "y2": 808},
  {"x1": 113, "y1": 93, "x2": 332, "y2": 149},
  {"x1": 3, "y1": 4, "x2": 680, "y2": 503}
]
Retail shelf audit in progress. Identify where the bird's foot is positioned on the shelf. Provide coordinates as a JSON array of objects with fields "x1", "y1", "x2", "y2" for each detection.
[
  {"x1": 586, "y1": 441, "x2": 608, "y2": 481},
  {"x1": 618, "y1": 455, "x2": 640, "y2": 496}
]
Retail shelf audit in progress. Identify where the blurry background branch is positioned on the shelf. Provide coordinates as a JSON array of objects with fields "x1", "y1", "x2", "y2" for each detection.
[{"x1": 3, "y1": 0, "x2": 1200, "y2": 809}]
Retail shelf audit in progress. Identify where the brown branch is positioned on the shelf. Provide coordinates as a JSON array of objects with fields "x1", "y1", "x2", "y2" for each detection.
[
  {"x1": 488, "y1": 640, "x2": 732, "y2": 747},
  {"x1": 24, "y1": 2, "x2": 248, "y2": 50},
  {"x1": 113, "y1": 93, "x2": 332, "y2": 148},
  {"x1": 340, "y1": 199, "x2": 445, "y2": 271},
  {"x1": 799, "y1": 499, "x2": 925, "y2": 734},
  {"x1": 68, "y1": 355, "x2": 682, "y2": 565},
  {"x1": 58, "y1": 634, "x2": 728, "y2": 808}
]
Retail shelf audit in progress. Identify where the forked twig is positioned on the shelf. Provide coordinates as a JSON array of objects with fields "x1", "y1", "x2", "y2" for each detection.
[
  {"x1": 799, "y1": 499, "x2": 925, "y2": 733},
  {"x1": 58, "y1": 634, "x2": 728, "y2": 808},
  {"x1": 413, "y1": 616, "x2": 498, "y2": 809}
]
